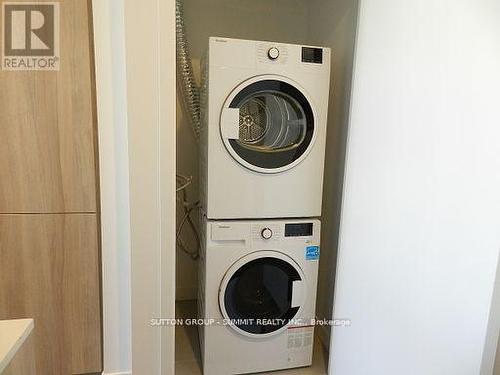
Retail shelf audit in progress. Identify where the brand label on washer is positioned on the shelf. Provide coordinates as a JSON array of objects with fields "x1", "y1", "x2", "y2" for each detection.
[{"x1": 305, "y1": 246, "x2": 320, "y2": 260}]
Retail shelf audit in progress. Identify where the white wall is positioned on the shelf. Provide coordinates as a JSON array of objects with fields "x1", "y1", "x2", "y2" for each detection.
[
  {"x1": 124, "y1": 0, "x2": 176, "y2": 374},
  {"x1": 330, "y1": 1, "x2": 500, "y2": 374},
  {"x1": 94, "y1": 1, "x2": 176, "y2": 373},
  {"x1": 176, "y1": 0, "x2": 310, "y2": 300},
  {"x1": 307, "y1": 0, "x2": 359, "y2": 348},
  {"x1": 496, "y1": 338, "x2": 500, "y2": 375},
  {"x1": 92, "y1": 1, "x2": 132, "y2": 373},
  {"x1": 159, "y1": 0, "x2": 177, "y2": 373}
]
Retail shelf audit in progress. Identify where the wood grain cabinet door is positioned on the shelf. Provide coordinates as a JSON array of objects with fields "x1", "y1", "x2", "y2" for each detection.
[
  {"x1": 0, "y1": 0, "x2": 97, "y2": 213},
  {"x1": 0, "y1": 214, "x2": 102, "y2": 374}
]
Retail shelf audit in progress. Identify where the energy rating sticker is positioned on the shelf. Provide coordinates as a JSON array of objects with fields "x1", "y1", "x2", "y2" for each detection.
[{"x1": 305, "y1": 246, "x2": 320, "y2": 260}]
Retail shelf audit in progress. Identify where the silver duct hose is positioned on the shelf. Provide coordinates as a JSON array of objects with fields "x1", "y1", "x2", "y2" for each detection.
[
  {"x1": 176, "y1": 0, "x2": 201, "y2": 139},
  {"x1": 176, "y1": 0, "x2": 201, "y2": 260}
]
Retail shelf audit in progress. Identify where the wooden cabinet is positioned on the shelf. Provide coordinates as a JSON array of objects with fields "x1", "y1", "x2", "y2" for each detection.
[
  {"x1": 0, "y1": 0, "x2": 97, "y2": 213},
  {"x1": 0, "y1": 0, "x2": 102, "y2": 373},
  {"x1": 0, "y1": 214, "x2": 101, "y2": 374}
]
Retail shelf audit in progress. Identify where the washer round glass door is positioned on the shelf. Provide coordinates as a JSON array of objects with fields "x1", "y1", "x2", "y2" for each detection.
[
  {"x1": 220, "y1": 76, "x2": 316, "y2": 173},
  {"x1": 219, "y1": 251, "x2": 306, "y2": 337}
]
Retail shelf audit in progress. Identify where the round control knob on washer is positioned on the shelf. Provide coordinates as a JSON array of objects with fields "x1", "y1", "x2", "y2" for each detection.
[
  {"x1": 268, "y1": 47, "x2": 280, "y2": 60},
  {"x1": 261, "y1": 227, "x2": 273, "y2": 240}
]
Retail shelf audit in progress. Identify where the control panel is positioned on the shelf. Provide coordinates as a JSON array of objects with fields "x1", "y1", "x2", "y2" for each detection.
[
  {"x1": 250, "y1": 222, "x2": 314, "y2": 242},
  {"x1": 211, "y1": 222, "x2": 316, "y2": 242}
]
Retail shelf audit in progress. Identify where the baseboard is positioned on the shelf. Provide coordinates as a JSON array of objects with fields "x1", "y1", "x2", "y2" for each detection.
[{"x1": 102, "y1": 371, "x2": 132, "y2": 375}]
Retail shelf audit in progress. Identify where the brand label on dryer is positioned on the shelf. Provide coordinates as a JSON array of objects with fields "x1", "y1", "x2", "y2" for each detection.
[{"x1": 305, "y1": 246, "x2": 320, "y2": 260}]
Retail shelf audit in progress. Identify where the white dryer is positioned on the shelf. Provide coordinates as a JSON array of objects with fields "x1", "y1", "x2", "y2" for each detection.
[
  {"x1": 198, "y1": 218, "x2": 320, "y2": 375},
  {"x1": 200, "y1": 37, "x2": 331, "y2": 219}
]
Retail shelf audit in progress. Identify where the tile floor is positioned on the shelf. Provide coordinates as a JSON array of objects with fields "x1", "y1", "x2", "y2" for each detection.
[{"x1": 175, "y1": 300, "x2": 328, "y2": 375}]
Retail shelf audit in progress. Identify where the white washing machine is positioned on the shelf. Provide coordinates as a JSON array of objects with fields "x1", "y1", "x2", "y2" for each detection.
[
  {"x1": 200, "y1": 37, "x2": 331, "y2": 219},
  {"x1": 198, "y1": 218, "x2": 320, "y2": 375}
]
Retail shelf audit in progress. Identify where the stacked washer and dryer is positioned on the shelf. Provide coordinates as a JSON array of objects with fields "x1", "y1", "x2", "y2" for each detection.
[{"x1": 198, "y1": 37, "x2": 331, "y2": 375}]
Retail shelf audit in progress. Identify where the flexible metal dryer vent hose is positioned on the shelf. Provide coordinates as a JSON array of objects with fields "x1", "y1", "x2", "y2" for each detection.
[
  {"x1": 176, "y1": 0, "x2": 201, "y2": 260},
  {"x1": 176, "y1": 0, "x2": 201, "y2": 139}
]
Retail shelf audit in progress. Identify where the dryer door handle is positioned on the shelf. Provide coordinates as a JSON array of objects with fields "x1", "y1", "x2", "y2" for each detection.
[
  {"x1": 220, "y1": 108, "x2": 240, "y2": 140},
  {"x1": 291, "y1": 279, "x2": 305, "y2": 308}
]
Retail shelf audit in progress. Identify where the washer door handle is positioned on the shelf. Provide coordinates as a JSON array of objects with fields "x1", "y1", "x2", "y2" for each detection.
[
  {"x1": 291, "y1": 279, "x2": 304, "y2": 308},
  {"x1": 220, "y1": 108, "x2": 240, "y2": 140}
]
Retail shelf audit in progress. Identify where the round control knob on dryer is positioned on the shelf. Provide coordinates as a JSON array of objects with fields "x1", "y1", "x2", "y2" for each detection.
[
  {"x1": 261, "y1": 227, "x2": 273, "y2": 240},
  {"x1": 268, "y1": 47, "x2": 280, "y2": 60}
]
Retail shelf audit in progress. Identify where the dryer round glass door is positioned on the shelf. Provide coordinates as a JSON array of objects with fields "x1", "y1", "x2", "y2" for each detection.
[
  {"x1": 219, "y1": 251, "x2": 306, "y2": 337},
  {"x1": 220, "y1": 77, "x2": 316, "y2": 173}
]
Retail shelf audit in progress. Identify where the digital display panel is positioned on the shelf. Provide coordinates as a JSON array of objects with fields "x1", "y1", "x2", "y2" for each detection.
[
  {"x1": 302, "y1": 47, "x2": 323, "y2": 64},
  {"x1": 285, "y1": 223, "x2": 313, "y2": 237}
]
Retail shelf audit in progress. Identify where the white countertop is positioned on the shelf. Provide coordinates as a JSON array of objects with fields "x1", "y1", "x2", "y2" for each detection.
[{"x1": 0, "y1": 319, "x2": 34, "y2": 373}]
